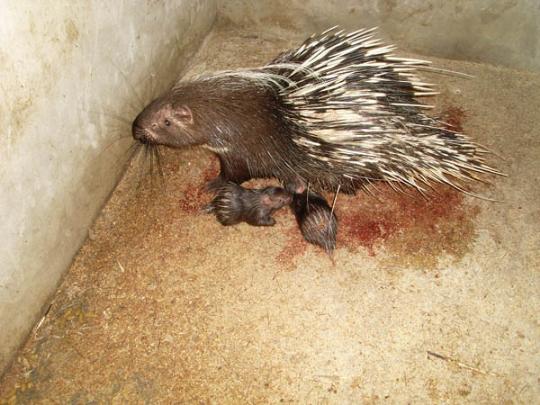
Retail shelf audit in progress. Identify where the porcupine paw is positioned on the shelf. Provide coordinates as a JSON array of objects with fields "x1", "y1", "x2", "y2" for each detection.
[{"x1": 255, "y1": 216, "x2": 277, "y2": 227}]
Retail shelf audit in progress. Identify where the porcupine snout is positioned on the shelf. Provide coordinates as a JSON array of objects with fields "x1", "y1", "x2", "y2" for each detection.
[{"x1": 132, "y1": 114, "x2": 150, "y2": 144}]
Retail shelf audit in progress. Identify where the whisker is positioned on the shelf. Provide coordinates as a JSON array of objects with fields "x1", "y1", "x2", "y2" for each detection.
[
  {"x1": 110, "y1": 59, "x2": 146, "y2": 110},
  {"x1": 136, "y1": 145, "x2": 149, "y2": 191},
  {"x1": 107, "y1": 126, "x2": 132, "y2": 138},
  {"x1": 126, "y1": 142, "x2": 142, "y2": 163},
  {"x1": 121, "y1": 142, "x2": 143, "y2": 175},
  {"x1": 87, "y1": 108, "x2": 134, "y2": 127},
  {"x1": 95, "y1": 135, "x2": 132, "y2": 157},
  {"x1": 153, "y1": 146, "x2": 165, "y2": 186},
  {"x1": 149, "y1": 145, "x2": 156, "y2": 189},
  {"x1": 114, "y1": 142, "x2": 143, "y2": 188}
]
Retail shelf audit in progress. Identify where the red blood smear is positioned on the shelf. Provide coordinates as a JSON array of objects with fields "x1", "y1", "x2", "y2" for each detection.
[
  {"x1": 336, "y1": 104, "x2": 476, "y2": 260},
  {"x1": 202, "y1": 157, "x2": 220, "y2": 182},
  {"x1": 276, "y1": 226, "x2": 309, "y2": 269},
  {"x1": 337, "y1": 185, "x2": 471, "y2": 257},
  {"x1": 441, "y1": 106, "x2": 467, "y2": 133},
  {"x1": 178, "y1": 156, "x2": 220, "y2": 214}
]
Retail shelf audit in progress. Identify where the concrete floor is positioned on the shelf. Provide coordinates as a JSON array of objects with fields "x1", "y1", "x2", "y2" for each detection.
[{"x1": 1, "y1": 25, "x2": 539, "y2": 403}]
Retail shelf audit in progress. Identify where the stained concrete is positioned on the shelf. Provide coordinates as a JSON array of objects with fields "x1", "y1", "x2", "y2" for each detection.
[
  {"x1": 219, "y1": 0, "x2": 540, "y2": 72},
  {"x1": 1, "y1": 25, "x2": 538, "y2": 403},
  {"x1": 0, "y1": 0, "x2": 216, "y2": 375}
]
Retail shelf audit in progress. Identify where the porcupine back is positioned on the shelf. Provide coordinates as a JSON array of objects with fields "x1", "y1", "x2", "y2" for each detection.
[
  {"x1": 292, "y1": 191, "x2": 338, "y2": 254},
  {"x1": 261, "y1": 27, "x2": 501, "y2": 194}
]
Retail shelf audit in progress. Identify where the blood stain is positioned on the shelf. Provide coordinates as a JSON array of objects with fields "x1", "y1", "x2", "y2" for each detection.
[
  {"x1": 336, "y1": 185, "x2": 479, "y2": 268},
  {"x1": 441, "y1": 105, "x2": 467, "y2": 133},
  {"x1": 276, "y1": 226, "x2": 308, "y2": 271}
]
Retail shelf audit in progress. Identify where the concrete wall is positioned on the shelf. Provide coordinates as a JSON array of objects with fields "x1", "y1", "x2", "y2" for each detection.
[
  {"x1": 0, "y1": 0, "x2": 216, "y2": 374},
  {"x1": 219, "y1": 0, "x2": 540, "y2": 72}
]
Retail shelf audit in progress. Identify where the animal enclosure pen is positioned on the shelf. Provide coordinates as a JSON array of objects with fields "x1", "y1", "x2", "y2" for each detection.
[{"x1": 1, "y1": 1, "x2": 539, "y2": 403}]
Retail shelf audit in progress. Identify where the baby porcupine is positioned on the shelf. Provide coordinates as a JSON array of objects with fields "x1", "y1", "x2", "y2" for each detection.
[
  {"x1": 292, "y1": 191, "x2": 338, "y2": 254},
  {"x1": 205, "y1": 182, "x2": 292, "y2": 226}
]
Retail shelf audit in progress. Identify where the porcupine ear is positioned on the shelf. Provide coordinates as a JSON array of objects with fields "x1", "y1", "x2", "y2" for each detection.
[{"x1": 175, "y1": 104, "x2": 194, "y2": 125}]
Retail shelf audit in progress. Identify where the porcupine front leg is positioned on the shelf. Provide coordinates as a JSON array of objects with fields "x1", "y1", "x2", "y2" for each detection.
[{"x1": 206, "y1": 154, "x2": 252, "y2": 191}]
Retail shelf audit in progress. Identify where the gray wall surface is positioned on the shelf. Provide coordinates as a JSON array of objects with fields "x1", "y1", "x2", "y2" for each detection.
[
  {"x1": 0, "y1": 0, "x2": 216, "y2": 374},
  {"x1": 219, "y1": 0, "x2": 540, "y2": 72}
]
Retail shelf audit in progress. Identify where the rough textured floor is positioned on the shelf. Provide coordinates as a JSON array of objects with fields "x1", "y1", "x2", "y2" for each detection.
[{"x1": 1, "y1": 25, "x2": 539, "y2": 404}]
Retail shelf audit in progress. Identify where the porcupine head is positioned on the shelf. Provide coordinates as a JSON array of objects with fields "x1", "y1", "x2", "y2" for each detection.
[
  {"x1": 131, "y1": 93, "x2": 200, "y2": 148},
  {"x1": 258, "y1": 187, "x2": 292, "y2": 211},
  {"x1": 131, "y1": 71, "x2": 302, "y2": 189},
  {"x1": 131, "y1": 77, "x2": 271, "y2": 151}
]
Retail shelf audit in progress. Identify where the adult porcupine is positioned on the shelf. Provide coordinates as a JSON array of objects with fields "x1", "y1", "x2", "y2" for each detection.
[{"x1": 132, "y1": 27, "x2": 500, "y2": 195}]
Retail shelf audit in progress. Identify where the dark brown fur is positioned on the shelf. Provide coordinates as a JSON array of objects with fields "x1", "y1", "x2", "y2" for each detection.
[
  {"x1": 292, "y1": 191, "x2": 338, "y2": 254},
  {"x1": 205, "y1": 182, "x2": 292, "y2": 226},
  {"x1": 132, "y1": 75, "x2": 352, "y2": 193}
]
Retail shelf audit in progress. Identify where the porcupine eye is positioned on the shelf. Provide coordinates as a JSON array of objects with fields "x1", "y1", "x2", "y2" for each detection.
[{"x1": 164, "y1": 119, "x2": 171, "y2": 127}]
